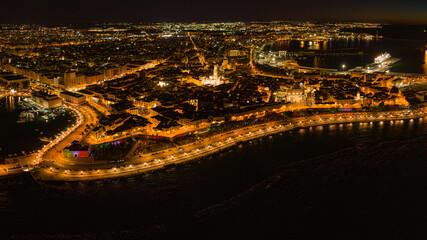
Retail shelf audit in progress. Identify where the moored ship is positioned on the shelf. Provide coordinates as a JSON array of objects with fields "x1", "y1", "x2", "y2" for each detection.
[
  {"x1": 374, "y1": 52, "x2": 391, "y2": 64},
  {"x1": 351, "y1": 53, "x2": 400, "y2": 73},
  {"x1": 16, "y1": 111, "x2": 35, "y2": 123}
]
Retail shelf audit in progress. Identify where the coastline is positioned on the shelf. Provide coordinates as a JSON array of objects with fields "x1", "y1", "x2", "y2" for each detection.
[
  {"x1": 0, "y1": 96, "x2": 78, "y2": 160},
  {"x1": 0, "y1": 104, "x2": 83, "y2": 179},
  {"x1": 32, "y1": 110, "x2": 426, "y2": 182}
]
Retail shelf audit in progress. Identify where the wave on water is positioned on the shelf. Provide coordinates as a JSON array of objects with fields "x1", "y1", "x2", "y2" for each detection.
[
  {"x1": 1, "y1": 121, "x2": 426, "y2": 239},
  {"x1": 193, "y1": 134, "x2": 427, "y2": 238}
]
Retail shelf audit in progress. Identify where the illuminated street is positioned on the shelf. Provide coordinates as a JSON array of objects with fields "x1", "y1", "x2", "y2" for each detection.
[{"x1": 33, "y1": 109, "x2": 426, "y2": 181}]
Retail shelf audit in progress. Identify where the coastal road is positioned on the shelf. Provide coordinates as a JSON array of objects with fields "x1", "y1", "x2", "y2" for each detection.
[
  {"x1": 34, "y1": 110, "x2": 426, "y2": 181},
  {"x1": 0, "y1": 105, "x2": 97, "y2": 178},
  {"x1": 41, "y1": 105, "x2": 98, "y2": 166}
]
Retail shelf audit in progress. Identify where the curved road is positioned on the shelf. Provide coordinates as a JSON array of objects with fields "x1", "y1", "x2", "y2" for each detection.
[{"x1": 33, "y1": 109, "x2": 426, "y2": 181}]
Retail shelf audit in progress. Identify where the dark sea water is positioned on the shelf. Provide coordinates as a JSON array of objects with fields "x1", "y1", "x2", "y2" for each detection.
[
  {"x1": 1, "y1": 25, "x2": 427, "y2": 239},
  {"x1": 1, "y1": 118, "x2": 426, "y2": 239},
  {"x1": 0, "y1": 96, "x2": 76, "y2": 159}
]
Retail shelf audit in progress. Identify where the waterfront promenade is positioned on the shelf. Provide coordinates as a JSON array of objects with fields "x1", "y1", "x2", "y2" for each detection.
[
  {"x1": 32, "y1": 109, "x2": 426, "y2": 181},
  {"x1": 0, "y1": 104, "x2": 97, "y2": 179}
]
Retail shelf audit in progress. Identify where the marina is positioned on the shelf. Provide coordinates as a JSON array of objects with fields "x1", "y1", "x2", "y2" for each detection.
[
  {"x1": 18, "y1": 97, "x2": 68, "y2": 122},
  {"x1": 0, "y1": 96, "x2": 76, "y2": 160},
  {"x1": 16, "y1": 111, "x2": 34, "y2": 123}
]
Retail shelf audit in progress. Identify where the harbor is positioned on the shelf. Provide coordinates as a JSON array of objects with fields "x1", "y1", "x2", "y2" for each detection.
[
  {"x1": 264, "y1": 38, "x2": 427, "y2": 74},
  {"x1": 17, "y1": 97, "x2": 70, "y2": 123},
  {"x1": 349, "y1": 52, "x2": 401, "y2": 73},
  {"x1": 0, "y1": 96, "x2": 77, "y2": 161}
]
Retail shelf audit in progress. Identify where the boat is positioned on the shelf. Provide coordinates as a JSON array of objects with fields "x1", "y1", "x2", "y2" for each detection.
[
  {"x1": 16, "y1": 111, "x2": 35, "y2": 123},
  {"x1": 16, "y1": 119, "x2": 27, "y2": 124},
  {"x1": 39, "y1": 137, "x2": 51, "y2": 142},
  {"x1": 374, "y1": 52, "x2": 391, "y2": 64},
  {"x1": 356, "y1": 53, "x2": 400, "y2": 73}
]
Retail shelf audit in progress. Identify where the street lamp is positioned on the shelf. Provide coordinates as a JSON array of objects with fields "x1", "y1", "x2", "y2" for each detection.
[{"x1": 342, "y1": 64, "x2": 346, "y2": 71}]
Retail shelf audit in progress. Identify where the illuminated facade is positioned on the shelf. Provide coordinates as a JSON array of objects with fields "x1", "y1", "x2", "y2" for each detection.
[{"x1": 201, "y1": 65, "x2": 223, "y2": 86}]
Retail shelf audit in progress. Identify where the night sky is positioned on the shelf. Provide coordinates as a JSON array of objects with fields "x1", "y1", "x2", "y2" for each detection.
[{"x1": 0, "y1": 0, "x2": 426, "y2": 25}]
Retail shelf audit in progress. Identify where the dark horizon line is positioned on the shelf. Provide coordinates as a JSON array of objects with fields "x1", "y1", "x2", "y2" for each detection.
[{"x1": 1, "y1": 20, "x2": 426, "y2": 27}]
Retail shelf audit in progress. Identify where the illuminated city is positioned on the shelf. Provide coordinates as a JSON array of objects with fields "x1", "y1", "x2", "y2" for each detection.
[{"x1": 0, "y1": 3, "x2": 427, "y2": 239}]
